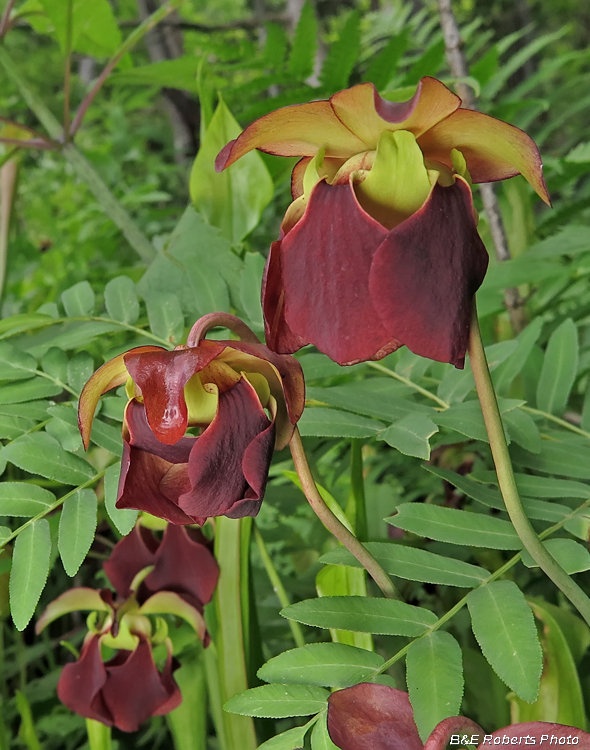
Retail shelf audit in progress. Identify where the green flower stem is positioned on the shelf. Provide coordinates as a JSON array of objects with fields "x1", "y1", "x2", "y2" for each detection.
[
  {"x1": 290, "y1": 428, "x2": 401, "y2": 601},
  {"x1": 85, "y1": 719, "x2": 112, "y2": 750},
  {"x1": 349, "y1": 440, "x2": 368, "y2": 541},
  {"x1": 253, "y1": 524, "x2": 305, "y2": 648},
  {"x1": 469, "y1": 306, "x2": 590, "y2": 626},
  {"x1": 378, "y1": 495, "x2": 590, "y2": 674},
  {"x1": 0, "y1": 469, "x2": 106, "y2": 550}
]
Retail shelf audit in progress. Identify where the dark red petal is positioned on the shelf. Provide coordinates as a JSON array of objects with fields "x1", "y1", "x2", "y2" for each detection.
[
  {"x1": 142, "y1": 524, "x2": 219, "y2": 610},
  {"x1": 327, "y1": 683, "x2": 423, "y2": 750},
  {"x1": 369, "y1": 178, "x2": 488, "y2": 368},
  {"x1": 126, "y1": 401, "x2": 195, "y2": 463},
  {"x1": 102, "y1": 637, "x2": 178, "y2": 732},
  {"x1": 262, "y1": 240, "x2": 309, "y2": 356},
  {"x1": 478, "y1": 724, "x2": 590, "y2": 750},
  {"x1": 124, "y1": 345, "x2": 223, "y2": 445},
  {"x1": 103, "y1": 525, "x2": 158, "y2": 599},
  {"x1": 279, "y1": 180, "x2": 402, "y2": 366},
  {"x1": 152, "y1": 643, "x2": 182, "y2": 716},
  {"x1": 57, "y1": 635, "x2": 112, "y2": 726},
  {"x1": 116, "y1": 439, "x2": 198, "y2": 525},
  {"x1": 178, "y1": 378, "x2": 275, "y2": 519},
  {"x1": 425, "y1": 717, "x2": 484, "y2": 750}
]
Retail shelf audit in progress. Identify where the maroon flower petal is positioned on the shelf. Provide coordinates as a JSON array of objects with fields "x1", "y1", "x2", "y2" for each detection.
[
  {"x1": 151, "y1": 641, "x2": 182, "y2": 716},
  {"x1": 142, "y1": 525, "x2": 219, "y2": 610},
  {"x1": 57, "y1": 635, "x2": 112, "y2": 726},
  {"x1": 124, "y1": 345, "x2": 223, "y2": 445},
  {"x1": 101, "y1": 637, "x2": 179, "y2": 733},
  {"x1": 126, "y1": 401, "x2": 195, "y2": 463},
  {"x1": 425, "y1": 716, "x2": 484, "y2": 750},
  {"x1": 478, "y1": 724, "x2": 590, "y2": 749},
  {"x1": 116, "y1": 439, "x2": 198, "y2": 525},
  {"x1": 103, "y1": 525, "x2": 158, "y2": 600},
  {"x1": 278, "y1": 179, "x2": 402, "y2": 365},
  {"x1": 369, "y1": 177, "x2": 488, "y2": 368},
  {"x1": 327, "y1": 683, "x2": 423, "y2": 750},
  {"x1": 262, "y1": 240, "x2": 309, "y2": 356},
  {"x1": 178, "y1": 377, "x2": 275, "y2": 519}
]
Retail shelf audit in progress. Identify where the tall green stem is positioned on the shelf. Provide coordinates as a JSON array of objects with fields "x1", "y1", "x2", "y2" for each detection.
[
  {"x1": 290, "y1": 428, "x2": 401, "y2": 601},
  {"x1": 349, "y1": 440, "x2": 368, "y2": 541},
  {"x1": 86, "y1": 720, "x2": 112, "y2": 750},
  {"x1": 469, "y1": 307, "x2": 590, "y2": 626}
]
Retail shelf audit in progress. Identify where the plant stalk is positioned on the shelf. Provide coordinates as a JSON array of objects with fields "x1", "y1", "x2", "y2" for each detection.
[
  {"x1": 468, "y1": 306, "x2": 590, "y2": 626},
  {"x1": 290, "y1": 428, "x2": 401, "y2": 600},
  {"x1": 86, "y1": 719, "x2": 112, "y2": 750}
]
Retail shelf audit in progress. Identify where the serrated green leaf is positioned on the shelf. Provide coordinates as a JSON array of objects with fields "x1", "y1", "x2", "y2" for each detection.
[
  {"x1": 9, "y1": 519, "x2": 51, "y2": 630},
  {"x1": 281, "y1": 596, "x2": 436, "y2": 636},
  {"x1": 389, "y1": 503, "x2": 521, "y2": 549},
  {"x1": 258, "y1": 643, "x2": 383, "y2": 688},
  {"x1": 378, "y1": 414, "x2": 438, "y2": 459},
  {"x1": 190, "y1": 101, "x2": 273, "y2": 245},
  {"x1": 58, "y1": 489, "x2": 97, "y2": 576},
  {"x1": 320, "y1": 10, "x2": 361, "y2": 91},
  {"x1": 320, "y1": 542, "x2": 489, "y2": 587},
  {"x1": 104, "y1": 276, "x2": 140, "y2": 325},
  {"x1": 0, "y1": 483, "x2": 55, "y2": 517},
  {"x1": 536, "y1": 319, "x2": 578, "y2": 416},
  {"x1": 36, "y1": 0, "x2": 121, "y2": 57},
  {"x1": 402, "y1": 39, "x2": 445, "y2": 85},
  {"x1": 288, "y1": 2, "x2": 318, "y2": 80},
  {"x1": 467, "y1": 580, "x2": 542, "y2": 703},
  {"x1": 311, "y1": 713, "x2": 338, "y2": 750},
  {"x1": 0, "y1": 342, "x2": 37, "y2": 381},
  {"x1": 145, "y1": 291, "x2": 184, "y2": 346},
  {"x1": 47, "y1": 404, "x2": 122, "y2": 456},
  {"x1": 306, "y1": 382, "x2": 432, "y2": 423},
  {"x1": 104, "y1": 463, "x2": 137, "y2": 536},
  {"x1": 298, "y1": 407, "x2": 382, "y2": 439},
  {"x1": 61, "y1": 281, "x2": 95, "y2": 317},
  {"x1": 258, "y1": 725, "x2": 309, "y2": 750},
  {"x1": 504, "y1": 408, "x2": 542, "y2": 453},
  {"x1": 363, "y1": 30, "x2": 409, "y2": 89},
  {"x1": 513, "y1": 440, "x2": 590, "y2": 479},
  {"x1": 1, "y1": 433, "x2": 95, "y2": 484},
  {"x1": 406, "y1": 631, "x2": 464, "y2": 740},
  {"x1": 225, "y1": 684, "x2": 329, "y2": 718},
  {"x1": 521, "y1": 539, "x2": 590, "y2": 573},
  {"x1": 472, "y1": 470, "x2": 590, "y2": 499},
  {"x1": 493, "y1": 317, "x2": 543, "y2": 394},
  {"x1": 0, "y1": 377, "x2": 61, "y2": 404},
  {"x1": 41, "y1": 347, "x2": 68, "y2": 383},
  {"x1": 67, "y1": 351, "x2": 94, "y2": 395}
]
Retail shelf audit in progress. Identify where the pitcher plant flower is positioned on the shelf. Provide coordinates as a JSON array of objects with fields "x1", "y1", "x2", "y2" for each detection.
[
  {"x1": 78, "y1": 313, "x2": 305, "y2": 525},
  {"x1": 36, "y1": 522, "x2": 218, "y2": 732},
  {"x1": 216, "y1": 77, "x2": 550, "y2": 367},
  {"x1": 326, "y1": 683, "x2": 590, "y2": 750}
]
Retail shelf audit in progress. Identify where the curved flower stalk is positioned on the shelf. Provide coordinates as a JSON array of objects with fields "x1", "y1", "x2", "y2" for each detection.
[
  {"x1": 327, "y1": 683, "x2": 590, "y2": 750},
  {"x1": 78, "y1": 313, "x2": 305, "y2": 524},
  {"x1": 216, "y1": 77, "x2": 549, "y2": 368},
  {"x1": 36, "y1": 523, "x2": 219, "y2": 732}
]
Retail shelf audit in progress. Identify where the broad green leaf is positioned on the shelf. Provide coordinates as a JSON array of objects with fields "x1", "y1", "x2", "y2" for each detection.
[
  {"x1": 281, "y1": 596, "x2": 437, "y2": 636},
  {"x1": 509, "y1": 600, "x2": 585, "y2": 728},
  {"x1": 138, "y1": 207, "x2": 241, "y2": 321},
  {"x1": 104, "y1": 463, "x2": 137, "y2": 536},
  {"x1": 493, "y1": 317, "x2": 543, "y2": 394},
  {"x1": 146, "y1": 291, "x2": 184, "y2": 346},
  {"x1": 46, "y1": 416, "x2": 82, "y2": 452},
  {"x1": 104, "y1": 276, "x2": 140, "y2": 325},
  {"x1": 321, "y1": 542, "x2": 489, "y2": 588},
  {"x1": 536, "y1": 319, "x2": 578, "y2": 416},
  {"x1": 15, "y1": 690, "x2": 42, "y2": 750},
  {"x1": 1, "y1": 433, "x2": 95, "y2": 484},
  {"x1": 0, "y1": 342, "x2": 37, "y2": 381},
  {"x1": 9, "y1": 519, "x2": 51, "y2": 630},
  {"x1": 0, "y1": 483, "x2": 55, "y2": 517},
  {"x1": 61, "y1": 281, "x2": 95, "y2": 317},
  {"x1": 521, "y1": 539, "x2": 590, "y2": 573},
  {"x1": 35, "y1": 0, "x2": 122, "y2": 57},
  {"x1": 0, "y1": 312, "x2": 54, "y2": 336},
  {"x1": 311, "y1": 713, "x2": 339, "y2": 750},
  {"x1": 467, "y1": 580, "x2": 542, "y2": 703},
  {"x1": 258, "y1": 725, "x2": 309, "y2": 750},
  {"x1": 22, "y1": 321, "x2": 120, "y2": 358},
  {"x1": 258, "y1": 643, "x2": 383, "y2": 688},
  {"x1": 58, "y1": 489, "x2": 98, "y2": 576},
  {"x1": 472, "y1": 470, "x2": 590, "y2": 499},
  {"x1": 111, "y1": 56, "x2": 200, "y2": 92},
  {"x1": 190, "y1": 101, "x2": 273, "y2": 245},
  {"x1": 166, "y1": 650, "x2": 207, "y2": 750},
  {"x1": 389, "y1": 503, "x2": 521, "y2": 549},
  {"x1": 47, "y1": 404, "x2": 122, "y2": 456},
  {"x1": 0, "y1": 400, "x2": 50, "y2": 421},
  {"x1": 0, "y1": 414, "x2": 35, "y2": 440},
  {"x1": 298, "y1": 353, "x2": 364, "y2": 382},
  {"x1": 224, "y1": 685, "x2": 329, "y2": 718},
  {"x1": 239, "y1": 253, "x2": 265, "y2": 328},
  {"x1": 378, "y1": 414, "x2": 438, "y2": 459},
  {"x1": 67, "y1": 351, "x2": 94, "y2": 395},
  {"x1": 512, "y1": 440, "x2": 590, "y2": 479},
  {"x1": 406, "y1": 631, "x2": 464, "y2": 740},
  {"x1": 315, "y1": 562, "x2": 372, "y2": 650},
  {"x1": 41, "y1": 347, "x2": 68, "y2": 383},
  {"x1": 298, "y1": 407, "x2": 382, "y2": 439},
  {"x1": 0, "y1": 377, "x2": 61, "y2": 404},
  {"x1": 288, "y1": 2, "x2": 317, "y2": 79},
  {"x1": 425, "y1": 466, "x2": 569, "y2": 522},
  {"x1": 432, "y1": 399, "x2": 521, "y2": 443},
  {"x1": 503, "y1": 408, "x2": 542, "y2": 453}
]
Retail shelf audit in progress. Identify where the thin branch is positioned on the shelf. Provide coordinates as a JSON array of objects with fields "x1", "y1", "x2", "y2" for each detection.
[
  {"x1": 63, "y1": 0, "x2": 73, "y2": 140},
  {"x1": 118, "y1": 14, "x2": 288, "y2": 33},
  {"x1": 0, "y1": 0, "x2": 16, "y2": 40},
  {"x1": 0, "y1": 136, "x2": 57, "y2": 150},
  {"x1": 69, "y1": 0, "x2": 186, "y2": 138},
  {"x1": 436, "y1": 0, "x2": 526, "y2": 333},
  {"x1": 0, "y1": 116, "x2": 59, "y2": 145}
]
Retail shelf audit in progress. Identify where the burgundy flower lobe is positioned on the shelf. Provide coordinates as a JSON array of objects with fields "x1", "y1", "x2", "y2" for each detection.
[{"x1": 57, "y1": 635, "x2": 111, "y2": 726}]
